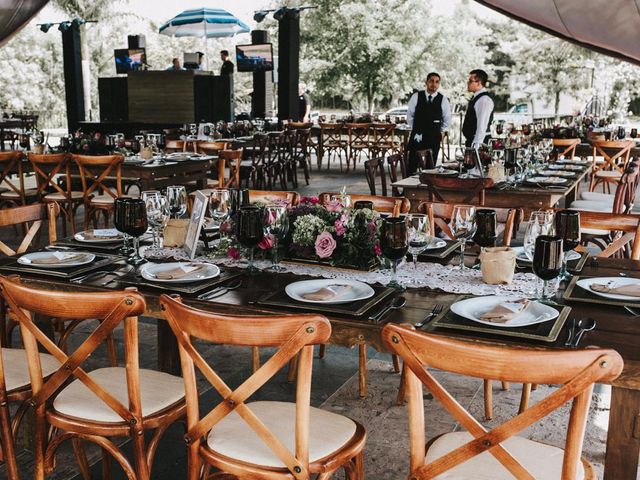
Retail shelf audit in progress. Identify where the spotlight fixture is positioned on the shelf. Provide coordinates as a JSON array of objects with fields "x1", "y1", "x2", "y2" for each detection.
[
  {"x1": 253, "y1": 10, "x2": 269, "y2": 23},
  {"x1": 58, "y1": 21, "x2": 71, "y2": 32},
  {"x1": 273, "y1": 8, "x2": 287, "y2": 21},
  {"x1": 39, "y1": 23, "x2": 53, "y2": 33},
  {"x1": 72, "y1": 18, "x2": 86, "y2": 27},
  {"x1": 38, "y1": 18, "x2": 96, "y2": 34}
]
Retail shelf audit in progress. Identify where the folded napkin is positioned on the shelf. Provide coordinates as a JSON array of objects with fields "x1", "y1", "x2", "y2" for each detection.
[
  {"x1": 480, "y1": 299, "x2": 530, "y2": 323},
  {"x1": 27, "y1": 252, "x2": 89, "y2": 265},
  {"x1": 84, "y1": 229, "x2": 121, "y2": 240},
  {"x1": 154, "y1": 264, "x2": 206, "y2": 280},
  {"x1": 590, "y1": 282, "x2": 640, "y2": 297},
  {"x1": 302, "y1": 284, "x2": 353, "y2": 301}
]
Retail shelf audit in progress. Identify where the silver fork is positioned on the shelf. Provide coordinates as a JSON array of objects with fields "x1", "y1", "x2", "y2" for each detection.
[{"x1": 413, "y1": 304, "x2": 443, "y2": 329}]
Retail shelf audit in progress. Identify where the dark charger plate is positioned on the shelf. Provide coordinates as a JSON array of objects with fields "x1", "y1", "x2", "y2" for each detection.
[
  {"x1": 0, "y1": 253, "x2": 122, "y2": 278},
  {"x1": 116, "y1": 268, "x2": 243, "y2": 295}
]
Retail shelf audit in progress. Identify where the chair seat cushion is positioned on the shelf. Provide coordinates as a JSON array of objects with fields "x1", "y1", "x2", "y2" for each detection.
[
  {"x1": 3, "y1": 348, "x2": 59, "y2": 392},
  {"x1": 53, "y1": 367, "x2": 184, "y2": 423},
  {"x1": 206, "y1": 401, "x2": 357, "y2": 468},
  {"x1": 580, "y1": 191, "x2": 615, "y2": 204},
  {"x1": 595, "y1": 170, "x2": 622, "y2": 178},
  {"x1": 1, "y1": 188, "x2": 38, "y2": 199},
  {"x1": 90, "y1": 194, "x2": 124, "y2": 206},
  {"x1": 569, "y1": 200, "x2": 612, "y2": 212},
  {"x1": 425, "y1": 432, "x2": 585, "y2": 480},
  {"x1": 44, "y1": 191, "x2": 85, "y2": 201}
]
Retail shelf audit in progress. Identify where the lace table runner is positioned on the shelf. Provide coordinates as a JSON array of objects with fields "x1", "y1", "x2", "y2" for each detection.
[{"x1": 146, "y1": 247, "x2": 538, "y2": 297}]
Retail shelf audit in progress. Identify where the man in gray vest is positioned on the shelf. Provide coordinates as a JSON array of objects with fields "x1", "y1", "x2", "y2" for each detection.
[
  {"x1": 462, "y1": 69, "x2": 494, "y2": 148},
  {"x1": 406, "y1": 72, "x2": 451, "y2": 175}
]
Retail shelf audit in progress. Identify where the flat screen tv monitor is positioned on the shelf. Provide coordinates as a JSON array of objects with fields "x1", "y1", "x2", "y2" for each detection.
[
  {"x1": 114, "y1": 48, "x2": 146, "y2": 74},
  {"x1": 236, "y1": 43, "x2": 274, "y2": 72}
]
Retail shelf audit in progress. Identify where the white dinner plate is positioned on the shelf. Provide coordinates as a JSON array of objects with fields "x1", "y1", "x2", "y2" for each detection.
[
  {"x1": 285, "y1": 279, "x2": 375, "y2": 304},
  {"x1": 557, "y1": 158, "x2": 589, "y2": 165},
  {"x1": 525, "y1": 176, "x2": 568, "y2": 185},
  {"x1": 140, "y1": 262, "x2": 220, "y2": 283},
  {"x1": 576, "y1": 276, "x2": 640, "y2": 301},
  {"x1": 424, "y1": 238, "x2": 447, "y2": 250},
  {"x1": 18, "y1": 251, "x2": 95, "y2": 269},
  {"x1": 513, "y1": 246, "x2": 580, "y2": 264},
  {"x1": 74, "y1": 229, "x2": 123, "y2": 244},
  {"x1": 548, "y1": 164, "x2": 584, "y2": 171},
  {"x1": 450, "y1": 296, "x2": 559, "y2": 327},
  {"x1": 538, "y1": 170, "x2": 575, "y2": 178},
  {"x1": 422, "y1": 168, "x2": 457, "y2": 176}
]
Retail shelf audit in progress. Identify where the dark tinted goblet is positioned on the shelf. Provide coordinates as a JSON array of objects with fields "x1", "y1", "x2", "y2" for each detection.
[
  {"x1": 236, "y1": 206, "x2": 264, "y2": 273},
  {"x1": 381, "y1": 217, "x2": 408, "y2": 288},
  {"x1": 532, "y1": 235, "x2": 563, "y2": 299}
]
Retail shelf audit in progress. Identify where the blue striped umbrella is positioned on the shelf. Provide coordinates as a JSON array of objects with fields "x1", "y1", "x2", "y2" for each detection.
[{"x1": 159, "y1": 8, "x2": 250, "y2": 38}]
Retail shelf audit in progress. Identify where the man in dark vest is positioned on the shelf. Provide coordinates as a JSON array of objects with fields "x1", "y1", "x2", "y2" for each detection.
[
  {"x1": 406, "y1": 72, "x2": 451, "y2": 175},
  {"x1": 462, "y1": 69, "x2": 494, "y2": 148}
]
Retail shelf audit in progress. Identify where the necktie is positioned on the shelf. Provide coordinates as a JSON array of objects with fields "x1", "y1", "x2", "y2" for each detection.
[{"x1": 428, "y1": 95, "x2": 432, "y2": 103}]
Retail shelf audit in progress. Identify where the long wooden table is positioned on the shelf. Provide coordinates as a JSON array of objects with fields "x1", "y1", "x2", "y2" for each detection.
[
  {"x1": 12, "y1": 255, "x2": 640, "y2": 479},
  {"x1": 393, "y1": 167, "x2": 590, "y2": 216}
]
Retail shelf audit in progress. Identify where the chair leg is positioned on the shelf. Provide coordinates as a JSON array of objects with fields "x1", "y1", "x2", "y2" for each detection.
[
  {"x1": 501, "y1": 381, "x2": 510, "y2": 391},
  {"x1": 392, "y1": 354, "x2": 401, "y2": 373},
  {"x1": 70, "y1": 438, "x2": 92, "y2": 480},
  {"x1": 484, "y1": 379, "x2": 493, "y2": 420},
  {"x1": 358, "y1": 344, "x2": 367, "y2": 398},
  {"x1": 0, "y1": 391, "x2": 19, "y2": 480},
  {"x1": 252, "y1": 346, "x2": 260, "y2": 373},
  {"x1": 352, "y1": 450, "x2": 365, "y2": 480},
  {"x1": 519, "y1": 383, "x2": 532, "y2": 413}
]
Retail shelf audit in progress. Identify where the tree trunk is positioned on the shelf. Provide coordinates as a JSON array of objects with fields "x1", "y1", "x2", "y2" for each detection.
[
  {"x1": 80, "y1": 24, "x2": 91, "y2": 121},
  {"x1": 554, "y1": 88, "x2": 561, "y2": 121}
]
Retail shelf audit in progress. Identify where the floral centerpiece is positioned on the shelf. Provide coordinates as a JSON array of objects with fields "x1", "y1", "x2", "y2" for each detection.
[{"x1": 286, "y1": 196, "x2": 383, "y2": 270}]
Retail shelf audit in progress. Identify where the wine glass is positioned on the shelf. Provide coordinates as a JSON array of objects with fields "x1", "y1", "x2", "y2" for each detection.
[
  {"x1": 380, "y1": 217, "x2": 408, "y2": 289},
  {"x1": 454, "y1": 146, "x2": 464, "y2": 175},
  {"x1": 144, "y1": 193, "x2": 169, "y2": 254},
  {"x1": 236, "y1": 206, "x2": 264, "y2": 274},
  {"x1": 555, "y1": 210, "x2": 581, "y2": 280},
  {"x1": 523, "y1": 211, "x2": 555, "y2": 262},
  {"x1": 617, "y1": 126, "x2": 626, "y2": 140},
  {"x1": 114, "y1": 198, "x2": 148, "y2": 265},
  {"x1": 264, "y1": 205, "x2": 289, "y2": 271},
  {"x1": 209, "y1": 189, "x2": 230, "y2": 229},
  {"x1": 532, "y1": 235, "x2": 563, "y2": 300},
  {"x1": 631, "y1": 128, "x2": 637, "y2": 139},
  {"x1": 166, "y1": 186, "x2": 187, "y2": 219},
  {"x1": 461, "y1": 149, "x2": 476, "y2": 178},
  {"x1": 406, "y1": 214, "x2": 431, "y2": 270},
  {"x1": 450, "y1": 205, "x2": 476, "y2": 269}
]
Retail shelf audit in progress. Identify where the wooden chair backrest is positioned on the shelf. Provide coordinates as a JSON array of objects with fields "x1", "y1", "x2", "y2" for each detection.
[
  {"x1": 387, "y1": 153, "x2": 407, "y2": 183},
  {"x1": 267, "y1": 131, "x2": 286, "y2": 163},
  {"x1": 346, "y1": 123, "x2": 371, "y2": 145},
  {"x1": 0, "y1": 151, "x2": 25, "y2": 200},
  {"x1": 159, "y1": 295, "x2": 331, "y2": 479},
  {"x1": 291, "y1": 128, "x2": 311, "y2": 155},
  {"x1": 165, "y1": 139, "x2": 185, "y2": 152},
  {"x1": 71, "y1": 154, "x2": 124, "y2": 200},
  {"x1": 319, "y1": 192, "x2": 410, "y2": 214},
  {"x1": 0, "y1": 277, "x2": 147, "y2": 425},
  {"x1": 249, "y1": 190, "x2": 300, "y2": 207},
  {"x1": 565, "y1": 209, "x2": 640, "y2": 259},
  {"x1": 371, "y1": 123, "x2": 396, "y2": 145},
  {"x1": 419, "y1": 173, "x2": 494, "y2": 205},
  {"x1": 364, "y1": 157, "x2": 388, "y2": 196},
  {"x1": 319, "y1": 123, "x2": 345, "y2": 145},
  {"x1": 603, "y1": 158, "x2": 640, "y2": 215},
  {"x1": 218, "y1": 148, "x2": 243, "y2": 189},
  {"x1": 197, "y1": 141, "x2": 229, "y2": 155},
  {"x1": 416, "y1": 201, "x2": 521, "y2": 246},
  {"x1": 552, "y1": 138, "x2": 580, "y2": 159},
  {"x1": 0, "y1": 202, "x2": 59, "y2": 256},
  {"x1": 592, "y1": 140, "x2": 634, "y2": 173},
  {"x1": 27, "y1": 153, "x2": 71, "y2": 199},
  {"x1": 288, "y1": 121, "x2": 313, "y2": 129},
  {"x1": 382, "y1": 324, "x2": 623, "y2": 480}
]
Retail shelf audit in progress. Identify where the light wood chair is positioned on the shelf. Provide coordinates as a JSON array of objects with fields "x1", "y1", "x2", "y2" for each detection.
[
  {"x1": 319, "y1": 192, "x2": 411, "y2": 215},
  {"x1": 319, "y1": 123, "x2": 348, "y2": 171},
  {"x1": 28, "y1": 152, "x2": 84, "y2": 236},
  {"x1": 552, "y1": 138, "x2": 580, "y2": 160},
  {"x1": 589, "y1": 140, "x2": 634, "y2": 193},
  {"x1": 419, "y1": 174, "x2": 495, "y2": 206},
  {"x1": 382, "y1": 324, "x2": 623, "y2": 480},
  {"x1": 371, "y1": 123, "x2": 400, "y2": 160},
  {"x1": 72, "y1": 154, "x2": 125, "y2": 230},
  {"x1": 575, "y1": 210, "x2": 640, "y2": 260},
  {"x1": 346, "y1": 123, "x2": 372, "y2": 171},
  {"x1": 0, "y1": 278, "x2": 186, "y2": 480},
  {"x1": 196, "y1": 141, "x2": 229, "y2": 155},
  {"x1": 218, "y1": 148, "x2": 243, "y2": 190},
  {"x1": 0, "y1": 151, "x2": 35, "y2": 207},
  {"x1": 164, "y1": 139, "x2": 188, "y2": 153},
  {"x1": 159, "y1": 295, "x2": 366, "y2": 480},
  {"x1": 0, "y1": 202, "x2": 59, "y2": 257}
]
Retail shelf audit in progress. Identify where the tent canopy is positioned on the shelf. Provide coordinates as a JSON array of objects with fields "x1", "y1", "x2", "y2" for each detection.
[
  {"x1": 474, "y1": 0, "x2": 640, "y2": 65},
  {"x1": 0, "y1": 0, "x2": 49, "y2": 48}
]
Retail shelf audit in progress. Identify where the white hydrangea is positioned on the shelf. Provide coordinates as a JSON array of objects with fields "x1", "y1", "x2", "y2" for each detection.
[{"x1": 292, "y1": 214, "x2": 326, "y2": 246}]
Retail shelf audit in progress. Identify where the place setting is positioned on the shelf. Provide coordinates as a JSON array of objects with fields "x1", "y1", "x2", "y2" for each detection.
[
  {"x1": 564, "y1": 275, "x2": 640, "y2": 309},
  {"x1": 0, "y1": 249, "x2": 118, "y2": 278}
]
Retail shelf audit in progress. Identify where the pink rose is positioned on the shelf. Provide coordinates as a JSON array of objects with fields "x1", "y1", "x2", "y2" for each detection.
[
  {"x1": 334, "y1": 219, "x2": 346, "y2": 237},
  {"x1": 258, "y1": 233, "x2": 274, "y2": 251},
  {"x1": 373, "y1": 244, "x2": 382, "y2": 256},
  {"x1": 314, "y1": 231, "x2": 336, "y2": 259},
  {"x1": 301, "y1": 196, "x2": 319, "y2": 204},
  {"x1": 325, "y1": 200, "x2": 343, "y2": 213},
  {"x1": 228, "y1": 247, "x2": 240, "y2": 260},
  {"x1": 220, "y1": 221, "x2": 233, "y2": 235}
]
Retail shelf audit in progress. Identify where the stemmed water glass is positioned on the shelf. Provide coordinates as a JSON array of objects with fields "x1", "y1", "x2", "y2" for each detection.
[
  {"x1": 450, "y1": 205, "x2": 476, "y2": 269},
  {"x1": 114, "y1": 198, "x2": 148, "y2": 265},
  {"x1": 380, "y1": 217, "x2": 408, "y2": 289},
  {"x1": 166, "y1": 186, "x2": 187, "y2": 219},
  {"x1": 209, "y1": 188, "x2": 230, "y2": 229},
  {"x1": 236, "y1": 206, "x2": 264, "y2": 274},
  {"x1": 532, "y1": 235, "x2": 563, "y2": 300},
  {"x1": 523, "y1": 211, "x2": 555, "y2": 262},
  {"x1": 555, "y1": 210, "x2": 581, "y2": 280},
  {"x1": 406, "y1": 214, "x2": 431, "y2": 270},
  {"x1": 144, "y1": 192, "x2": 169, "y2": 254},
  {"x1": 264, "y1": 205, "x2": 289, "y2": 271}
]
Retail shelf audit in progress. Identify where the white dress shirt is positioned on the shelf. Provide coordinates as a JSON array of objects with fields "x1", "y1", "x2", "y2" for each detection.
[
  {"x1": 471, "y1": 87, "x2": 494, "y2": 148},
  {"x1": 406, "y1": 91, "x2": 452, "y2": 132}
]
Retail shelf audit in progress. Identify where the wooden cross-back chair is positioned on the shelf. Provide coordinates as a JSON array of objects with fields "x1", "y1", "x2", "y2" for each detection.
[
  {"x1": 382, "y1": 324, "x2": 623, "y2": 480},
  {"x1": 217, "y1": 148, "x2": 243, "y2": 190},
  {"x1": 197, "y1": 141, "x2": 229, "y2": 155},
  {"x1": 419, "y1": 173, "x2": 495, "y2": 205},
  {"x1": 571, "y1": 210, "x2": 640, "y2": 260},
  {"x1": 0, "y1": 278, "x2": 186, "y2": 480},
  {"x1": 289, "y1": 127, "x2": 312, "y2": 187},
  {"x1": 346, "y1": 123, "x2": 371, "y2": 171},
  {"x1": 319, "y1": 123, "x2": 348, "y2": 171},
  {"x1": 28, "y1": 152, "x2": 84, "y2": 235},
  {"x1": 319, "y1": 192, "x2": 410, "y2": 214},
  {"x1": 265, "y1": 131, "x2": 288, "y2": 189},
  {"x1": 589, "y1": 140, "x2": 634, "y2": 193},
  {"x1": 0, "y1": 202, "x2": 59, "y2": 257},
  {"x1": 371, "y1": 123, "x2": 400, "y2": 159},
  {"x1": 244, "y1": 133, "x2": 269, "y2": 190},
  {"x1": 364, "y1": 157, "x2": 388, "y2": 196},
  {"x1": 72, "y1": 154, "x2": 125, "y2": 230},
  {"x1": 552, "y1": 138, "x2": 581, "y2": 160},
  {"x1": 164, "y1": 139, "x2": 187, "y2": 153},
  {"x1": 0, "y1": 151, "x2": 33, "y2": 207},
  {"x1": 387, "y1": 153, "x2": 408, "y2": 196},
  {"x1": 159, "y1": 295, "x2": 366, "y2": 480}
]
